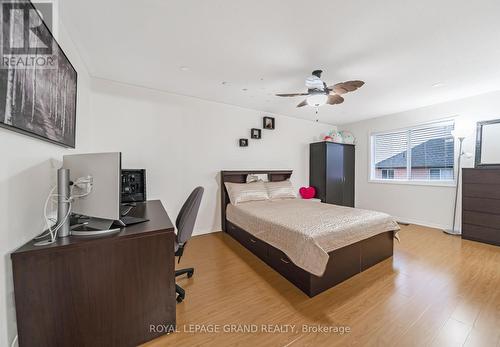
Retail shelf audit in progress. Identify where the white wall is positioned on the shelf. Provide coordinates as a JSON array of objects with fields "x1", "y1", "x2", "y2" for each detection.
[
  {"x1": 0, "y1": 25, "x2": 93, "y2": 345},
  {"x1": 342, "y1": 91, "x2": 500, "y2": 230},
  {"x1": 88, "y1": 78, "x2": 332, "y2": 234}
]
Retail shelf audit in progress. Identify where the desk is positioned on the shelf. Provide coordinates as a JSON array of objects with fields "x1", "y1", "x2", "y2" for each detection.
[{"x1": 11, "y1": 200, "x2": 176, "y2": 347}]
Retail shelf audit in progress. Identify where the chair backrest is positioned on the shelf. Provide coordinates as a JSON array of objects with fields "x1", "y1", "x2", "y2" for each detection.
[{"x1": 176, "y1": 186, "x2": 204, "y2": 245}]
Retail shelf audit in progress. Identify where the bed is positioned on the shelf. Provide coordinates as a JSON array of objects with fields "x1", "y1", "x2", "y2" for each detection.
[{"x1": 220, "y1": 170, "x2": 400, "y2": 297}]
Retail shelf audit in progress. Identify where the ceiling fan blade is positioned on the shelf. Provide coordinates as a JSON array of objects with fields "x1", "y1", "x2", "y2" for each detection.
[
  {"x1": 329, "y1": 80, "x2": 365, "y2": 95},
  {"x1": 296, "y1": 99, "x2": 308, "y2": 107},
  {"x1": 327, "y1": 94, "x2": 344, "y2": 105},
  {"x1": 276, "y1": 93, "x2": 309, "y2": 97}
]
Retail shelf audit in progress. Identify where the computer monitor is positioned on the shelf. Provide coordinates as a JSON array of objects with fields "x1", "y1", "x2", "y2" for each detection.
[{"x1": 63, "y1": 152, "x2": 121, "y2": 221}]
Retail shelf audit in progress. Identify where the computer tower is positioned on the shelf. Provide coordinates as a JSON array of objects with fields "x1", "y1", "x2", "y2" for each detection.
[{"x1": 121, "y1": 169, "x2": 147, "y2": 203}]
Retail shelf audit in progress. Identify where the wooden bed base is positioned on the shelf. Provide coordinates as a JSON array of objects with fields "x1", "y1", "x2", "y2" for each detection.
[{"x1": 220, "y1": 170, "x2": 394, "y2": 297}]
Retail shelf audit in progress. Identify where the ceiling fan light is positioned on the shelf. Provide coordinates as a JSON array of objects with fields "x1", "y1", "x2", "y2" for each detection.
[{"x1": 306, "y1": 94, "x2": 328, "y2": 107}]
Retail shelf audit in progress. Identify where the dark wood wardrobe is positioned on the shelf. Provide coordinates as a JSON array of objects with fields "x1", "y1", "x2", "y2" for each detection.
[{"x1": 309, "y1": 141, "x2": 355, "y2": 207}]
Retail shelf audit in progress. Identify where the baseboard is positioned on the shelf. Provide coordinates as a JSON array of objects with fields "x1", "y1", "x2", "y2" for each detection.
[
  {"x1": 393, "y1": 216, "x2": 451, "y2": 231},
  {"x1": 192, "y1": 229, "x2": 219, "y2": 237}
]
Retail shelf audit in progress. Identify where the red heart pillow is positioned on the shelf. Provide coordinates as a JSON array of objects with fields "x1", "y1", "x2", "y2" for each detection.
[{"x1": 299, "y1": 186, "x2": 316, "y2": 199}]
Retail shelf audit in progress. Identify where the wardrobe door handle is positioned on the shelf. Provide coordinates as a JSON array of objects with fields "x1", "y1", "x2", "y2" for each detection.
[{"x1": 280, "y1": 258, "x2": 290, "y2": 264}]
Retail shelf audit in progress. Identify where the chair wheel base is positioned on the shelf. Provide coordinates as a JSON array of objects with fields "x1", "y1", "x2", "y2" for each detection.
[
  {"x1": 175, "y1": 268, "x2": 194, "y2": 303},
  {"x1": 175, "y1": 283, "x2": 185, "y2": 304}
]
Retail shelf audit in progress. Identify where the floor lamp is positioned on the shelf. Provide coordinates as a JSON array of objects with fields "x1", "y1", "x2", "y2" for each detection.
[{"x1": 444, "y1": 135, "x2": 466, "y2": 236}]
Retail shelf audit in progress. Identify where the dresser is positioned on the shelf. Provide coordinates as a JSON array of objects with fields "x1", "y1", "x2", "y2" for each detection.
[
  {"x1": 462, "y1": 168, "x2": 500, "y2": 246},
  {"x1": 11, "y1": 200, "x2": 176, "y2": 346},
  {"x1": 310, "y1": 141, "x2": 355, "y2": 207}
]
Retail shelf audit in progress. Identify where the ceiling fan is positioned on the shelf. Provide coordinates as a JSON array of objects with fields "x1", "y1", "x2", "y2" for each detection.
[{"x1": 276, "y1": 70, "x2": 364, "y2": 108}]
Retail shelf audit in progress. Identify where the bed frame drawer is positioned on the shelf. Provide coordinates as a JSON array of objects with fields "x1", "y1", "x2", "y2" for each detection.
[
  {"x1": 360, "y1": 232, "x2": 394, "y2": 270},
  {"x1": 266, "y1": 247, "x2": 311, "y2": 294},
  {"x1": 226, "y1": 222, "x2": 268, "y2": 259}
]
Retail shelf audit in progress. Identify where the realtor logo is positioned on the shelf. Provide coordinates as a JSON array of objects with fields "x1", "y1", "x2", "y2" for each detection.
[
  {"x1": 2, "y1": 2, "x2": 52, "y2": 54},
  {"x1": 1, "y1": 0, "x2": 58, "y2": 68}
]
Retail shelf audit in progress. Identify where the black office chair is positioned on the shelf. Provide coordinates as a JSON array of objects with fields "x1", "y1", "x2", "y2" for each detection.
[{"x1": 175, "y1": 186, "x2": 204, "y2": 303}]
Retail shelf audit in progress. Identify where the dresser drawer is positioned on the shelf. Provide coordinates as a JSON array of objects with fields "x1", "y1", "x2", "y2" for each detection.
[
  {"x1": 462, "y1": 184, "x2": 500, "y2": 200},
  {"x1": 462, "y1": 224, "x2": 500, "y2": 246},
  {"x1": 462, "y1": 211, "x2": 500, "y2": 230},
  {"x1": 463, "y1": 197, "x2": 500, "y2": 214},
  {"x1": 463, "y1": 169, "x2": 500, "y2": 184}
]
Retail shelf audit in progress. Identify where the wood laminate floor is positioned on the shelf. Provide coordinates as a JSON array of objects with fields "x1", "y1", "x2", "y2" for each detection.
[{"x1": 143, "y1": 224, "x2": 500, "y2": 347}]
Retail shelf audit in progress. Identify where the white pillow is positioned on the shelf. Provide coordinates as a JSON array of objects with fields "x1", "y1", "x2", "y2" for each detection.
[
  {"x1": 265, "y1": 180, "x2": 297, "y2": 200},
  {"x1": 246, "y1": 173, "x2": 269, "y2": 183},
  {"x1": 224, "y1": 181, "x2": 269, "y2": 205}
]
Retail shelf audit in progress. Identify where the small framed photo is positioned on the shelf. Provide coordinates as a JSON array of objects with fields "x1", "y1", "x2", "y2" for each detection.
[
  {"x1": 263, "y1": 116, "x2": 275, "y2": 130},
  {"x1": 251, "y1": 128, "x2": 262, "y2": 139},
  {"x1": 239, "y1": 138, "x2": 249, "y2": 147}
]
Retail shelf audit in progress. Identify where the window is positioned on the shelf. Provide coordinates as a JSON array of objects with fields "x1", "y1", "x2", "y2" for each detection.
[
  {"x1": 429, "y1": 168, "x2": 454, "y2": 180},
  {"x1": 381, "y1": 169, "x2": 394, "y2": 179},
  {"x1": 371, "y1": 120, "x2": 455, "y2": 183},
  {"x1": 429, "y1": 168, "x2": 441, "y2": 180}
]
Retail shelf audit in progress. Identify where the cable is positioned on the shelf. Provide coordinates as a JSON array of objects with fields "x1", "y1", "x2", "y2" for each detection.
[
  {"x1": 11, "y1": 334, "x2": 18, "y2": 347},
  {"x1": 70, "y1": 176, "x2": 94, "y2": 199},
  {"x1": 34, "y1": 186, "x2": 57, "y2": 239},
  {"x1": 35, "y1": 188, "x2": 71, "y2": 240},
  {"x1": 35, "y1": 176, "x2": 93, "y2": 245},
  {"x1": 36, "y1": 202, "x2": 72, "y2": 245},
  {"x1": 43, "y1": 197, "x2": 72, "y2": 245}
]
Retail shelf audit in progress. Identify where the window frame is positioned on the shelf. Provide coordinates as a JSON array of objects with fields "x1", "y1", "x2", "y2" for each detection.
[{"x1": 368, "y1": 119, "x2": 457, "y2": 187}]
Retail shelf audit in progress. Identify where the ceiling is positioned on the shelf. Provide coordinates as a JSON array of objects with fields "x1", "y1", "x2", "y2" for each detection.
[{"x1": 61, "y1": 0, "x2": 500, "y2": 125}]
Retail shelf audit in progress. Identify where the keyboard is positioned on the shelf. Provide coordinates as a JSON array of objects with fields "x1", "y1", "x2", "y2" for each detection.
[{"x1": 118, "y1": 215, "x2": 149, "y2": 226}]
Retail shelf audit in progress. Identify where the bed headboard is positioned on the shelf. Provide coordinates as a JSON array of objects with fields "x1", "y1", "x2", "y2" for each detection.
[{"x1": 220, "y1": 170, "x2": 293, "y2": 232}]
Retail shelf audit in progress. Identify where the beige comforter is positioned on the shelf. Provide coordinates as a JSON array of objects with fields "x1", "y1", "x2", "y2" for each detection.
[{"x1": 226, "y1": 199, "x2": 400, "y2": 276}]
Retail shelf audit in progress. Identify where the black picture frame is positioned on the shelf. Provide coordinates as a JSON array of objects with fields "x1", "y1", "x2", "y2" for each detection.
[
  {"x1": 475, "y1": 119, "x2": 500, "y2": 168},
  {"x1": 0, "y1": 0, "x2": 78, "y2": 148},
  {"x1": 263, "y1": 116, "x2": 275, "y2": 130},
  {"x1": 251, "y1": 128, "x2": 261, "y2": 139},
  {"x1": 239, "y1": 138, "x2": 248, "y2": 147}
]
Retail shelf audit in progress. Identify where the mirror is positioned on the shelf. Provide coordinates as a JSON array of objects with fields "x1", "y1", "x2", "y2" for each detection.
[{"x1": 475, "y1": 119, "x2": 500, "y2": 167}]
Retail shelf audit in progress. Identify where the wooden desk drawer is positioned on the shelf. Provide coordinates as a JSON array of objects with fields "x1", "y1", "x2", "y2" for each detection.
[
  {"x1": 462, "y1": 184, "x2": 500, "y2": 200},
  {"x1": 462, "y1": 211, "x2": 500, "y2": 230},
  {"x1": 463, "y1": 197, "x2": 500, "y2": 214}
]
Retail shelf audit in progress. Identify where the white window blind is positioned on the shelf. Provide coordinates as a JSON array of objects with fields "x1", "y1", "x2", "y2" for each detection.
[{"x1": 371, "y1": 121, "x2": 455, "y2": 182}]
